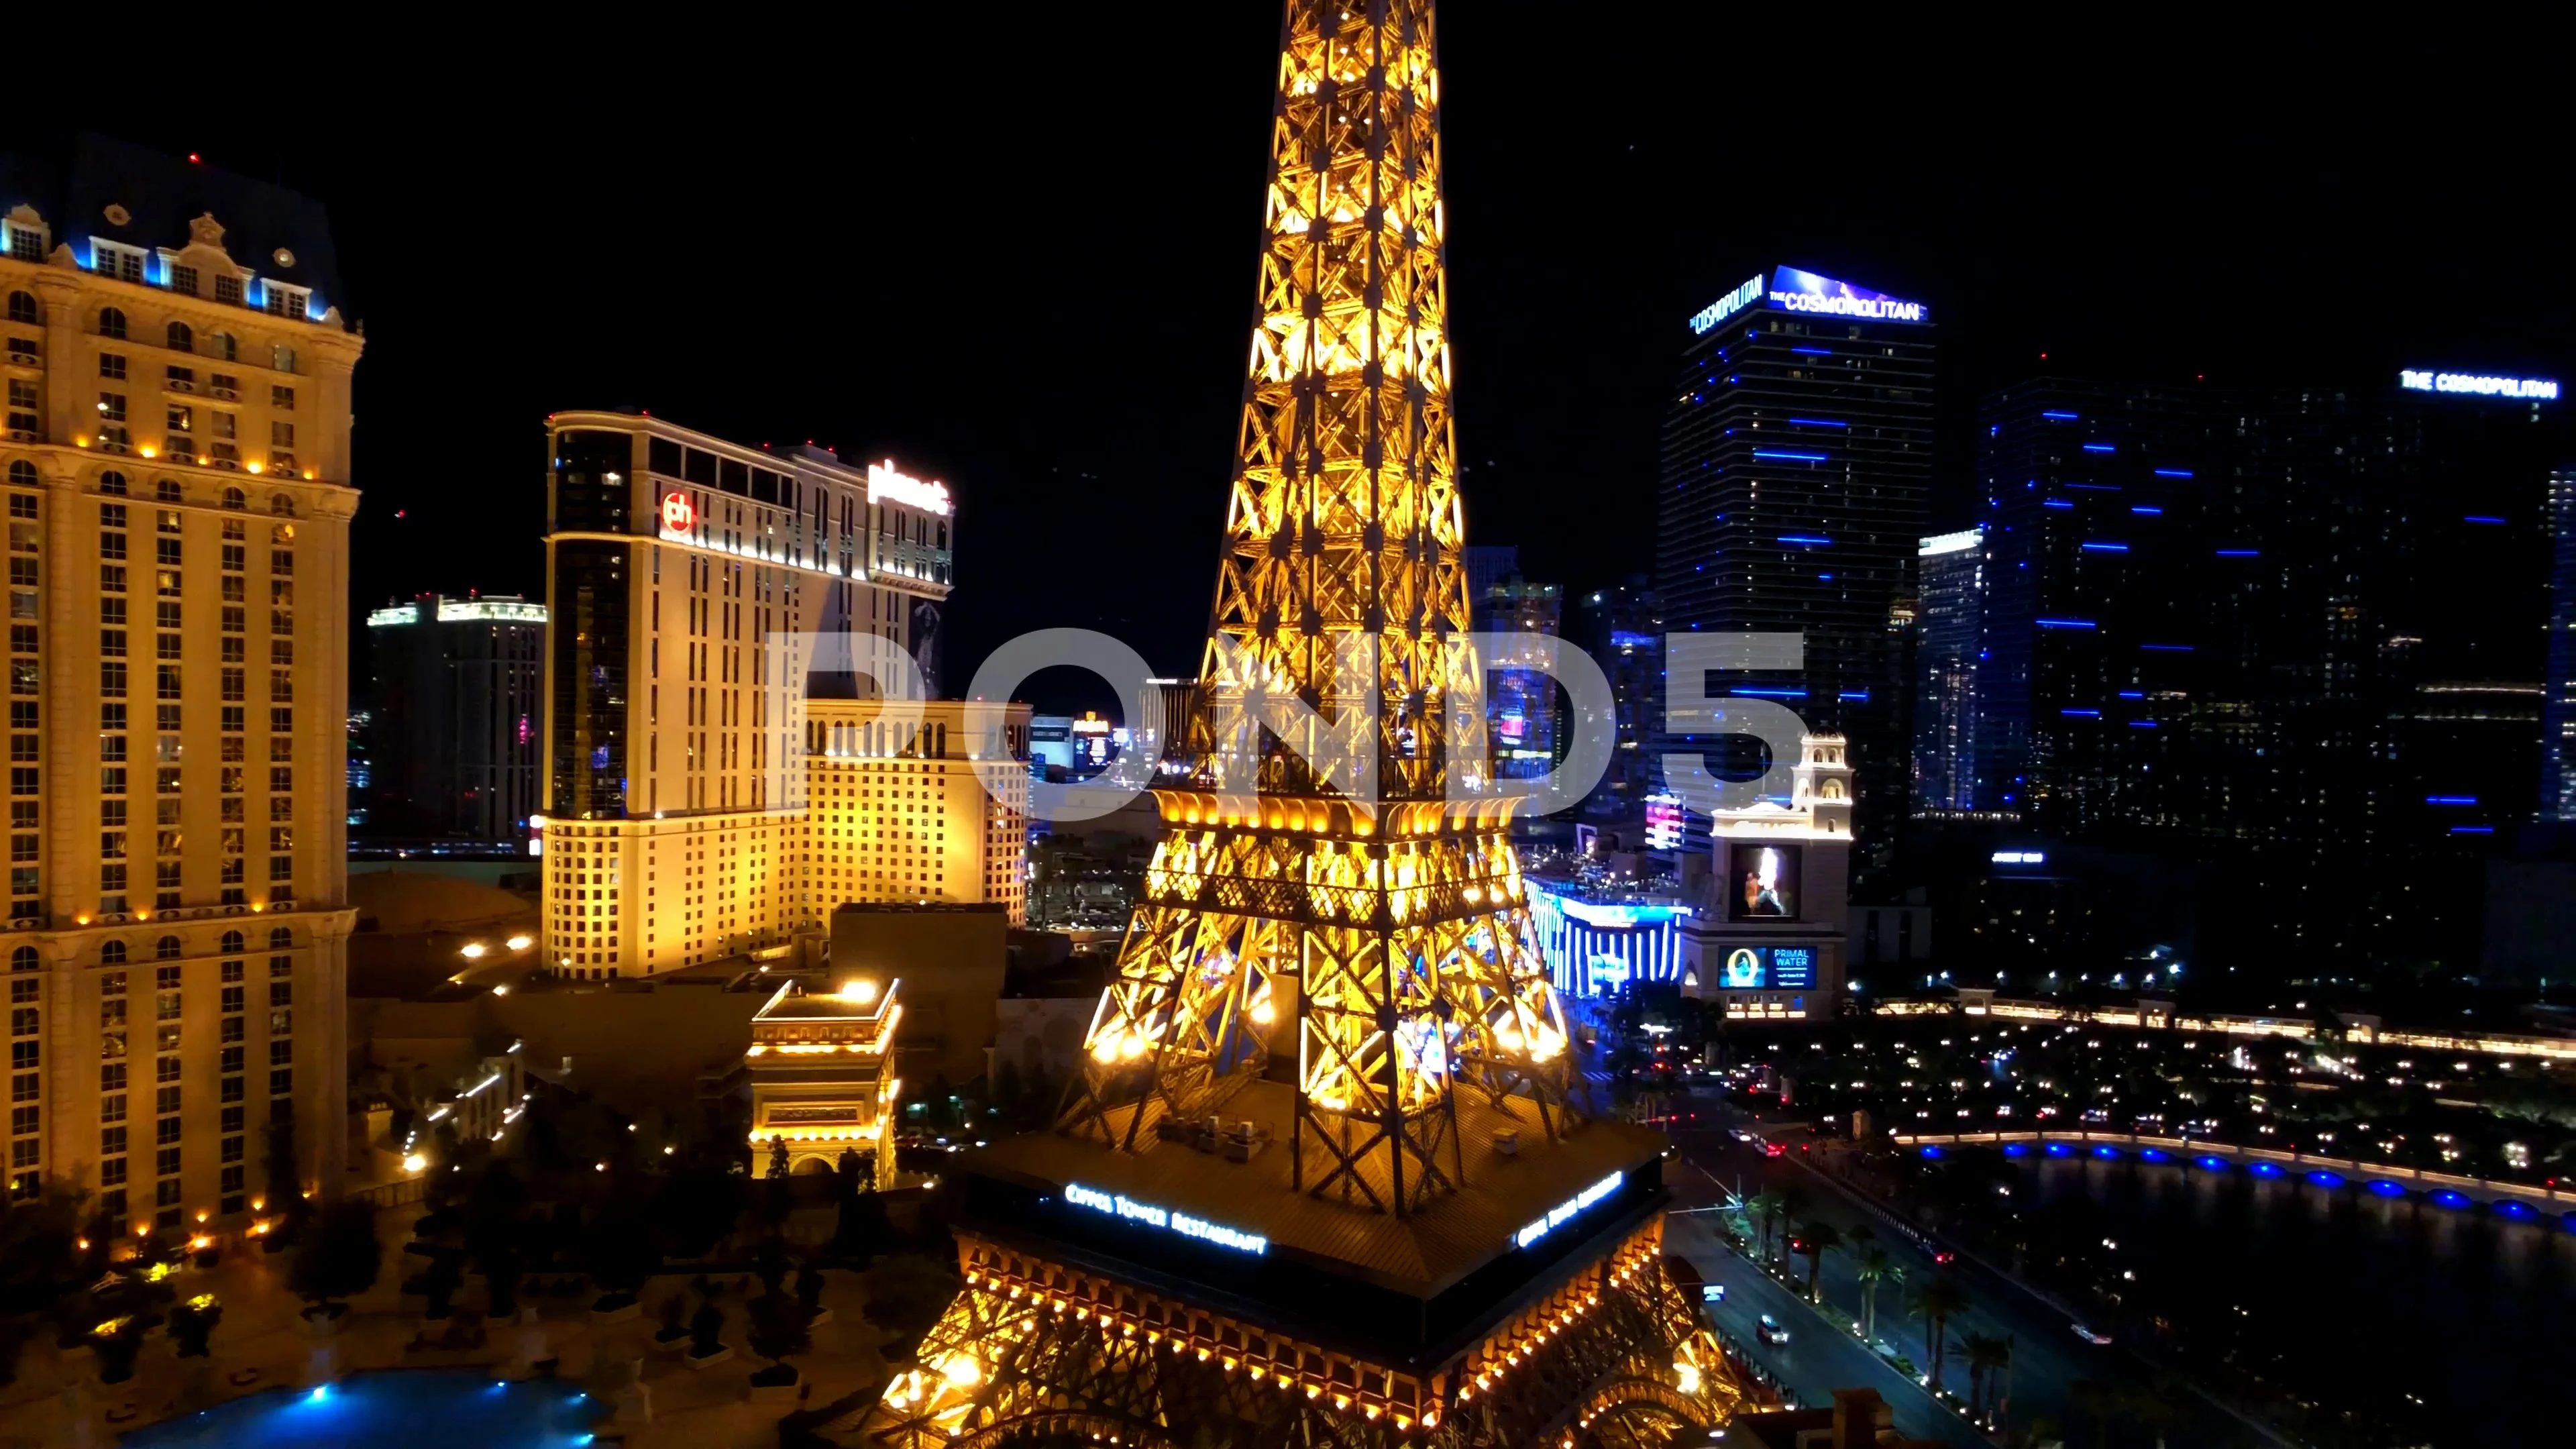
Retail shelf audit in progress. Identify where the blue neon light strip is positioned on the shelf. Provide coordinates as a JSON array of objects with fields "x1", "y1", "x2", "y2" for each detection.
[
  {"x1": 2063, "y1": 483, "x2": 2122, "y2": 492},
  {"x1": 2464, "y1": 515, "x2": 2506, "y2": 525},
  {"x1": 2426, "y1": 796, "x2": 2478, "y2": 806},
  {"x1": 2153, "y1": 468, "x2": 2194, "y2": 478},
  {"x1": 1837, "y1": 690, "x2": 1870, "y2": 701},
  {"x1": 2131, "y1": 505, "x2": 2162, "y2": 515},
  {"x1": 2130, "y1": 720, "x2": 2159, "y2": 728},
  {"x1": 2139, "y1": 644, "x2": 2193, "y2": 652},
  {"x1": 2037, "y1": 619, "x2": 2098, "y2": 629},
  {"x1": 2080, "y1": 542, "x2": 2130, "y2": 552},
  {"x1": 1777, "y1": 535, "x2": 1833, "y2": 545},
  {"x1": 1730, "y1": 688, "x2": 1809, "y2": 698},
  {"x1": 2059, "y1": 708, "x2": 2100, "y2": 717},
  {"x1": 2214, "y1": 549, "x2": 2260, "y2": 557},
  {"x1": 2118, "y1": 690, "x2": 2144, "y2": 698},
  {"x1": 2450, "y1": 826, "x2": 2495, "y2": 835},
  {"x1": 1752, "y1": 450, "x2": 1829, "y2": 462},
  {"x1": 1785, "y1": 417, "x2": 1848, "y2": 427},
  {"x1": 1789, "y1": 346, "x2": 1831, "y2": 356},
  {"x1": 2043, "y1": 499, "x2": 2074, "y2": 509},
  {"x1": 2082, "y1": 443, "x2": 2115, "y2": 453},
  {"x1": 2041, "y1": 411, "x2": 2079, "y2": 420}
]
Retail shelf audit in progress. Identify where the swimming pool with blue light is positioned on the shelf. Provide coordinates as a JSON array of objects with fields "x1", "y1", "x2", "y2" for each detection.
[{"x1": 122, "y1": 1370, "x2": 606, "y2": 1448}]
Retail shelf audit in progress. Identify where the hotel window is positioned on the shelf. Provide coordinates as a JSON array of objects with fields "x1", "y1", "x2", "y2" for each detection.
[
  {"x1": 263, "y1": 282, "x2": 307, "y2": 319},
  {"x1": 98, "y1": 307, "x2": 127, "y2": 340},
  {"x1": 166, "y1": 321, "x2": 193, "y2": 354},
  {"x1": 91, "y1": 243, "x2": 144, "y2": 284},
  {"x1": 214, "y1": 275, "x2": 243, "y2": 307},
  {"x1": 271, "y1": 385, "x2": 294, "y2": 411},
  {"x1": 97, "y1": 392, "x2": 127, "y2": 426},
  {"x1": 167, "y1": 264, "x2": 198, "y2": 297}
]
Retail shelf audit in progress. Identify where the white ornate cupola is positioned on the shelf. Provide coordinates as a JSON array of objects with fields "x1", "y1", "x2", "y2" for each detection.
[{"x1": 1794, "y1": 734, "x2": 1853, "y2": 837}]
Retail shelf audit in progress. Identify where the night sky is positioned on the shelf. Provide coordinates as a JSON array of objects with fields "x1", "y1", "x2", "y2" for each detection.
[{"x1": 41, "y1": 20, "x2": 2561, "y2": 710}]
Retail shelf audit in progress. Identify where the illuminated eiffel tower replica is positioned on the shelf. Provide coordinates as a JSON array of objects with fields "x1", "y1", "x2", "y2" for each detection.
[{"x1": 847, "y1": 3, "x2": 1750, "y2": 1445}]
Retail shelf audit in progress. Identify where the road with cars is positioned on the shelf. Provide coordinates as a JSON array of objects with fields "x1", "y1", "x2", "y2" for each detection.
[{"x1": 1662, "y1": 1109, "x2": 2269, "y2": 1447}]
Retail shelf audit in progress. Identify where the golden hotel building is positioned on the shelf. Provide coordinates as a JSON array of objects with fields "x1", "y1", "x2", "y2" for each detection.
[
  {"x1": 539, "y1": 413, "x2": 1028, "y2": 979},
  {"x1": 3, "y1": 137, "x2": 358, "y2": 1229}
]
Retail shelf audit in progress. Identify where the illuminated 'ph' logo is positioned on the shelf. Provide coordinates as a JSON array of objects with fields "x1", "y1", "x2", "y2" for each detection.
[{"x1": 661, "y1": 490, "x2": 694, "y2": 535}]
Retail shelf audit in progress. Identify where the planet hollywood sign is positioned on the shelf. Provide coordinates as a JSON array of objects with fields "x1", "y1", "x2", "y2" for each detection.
[{"x1": 1065, "y1": 1183, "x2": 1269, "y2": 1255}]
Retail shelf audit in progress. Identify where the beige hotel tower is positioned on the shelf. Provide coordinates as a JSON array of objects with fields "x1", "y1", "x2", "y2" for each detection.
[
  {"x1": 539, "y1": 413, "x2": 1028, "y2": 980},
  {"x1": 4, "y1": 137, "x2": 358, "y2": 1231}
]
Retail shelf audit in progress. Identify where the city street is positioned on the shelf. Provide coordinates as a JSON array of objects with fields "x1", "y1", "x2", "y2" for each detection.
[{"x1": 1663, "y1": 1109, "x2": 2269, "y2": 1448}]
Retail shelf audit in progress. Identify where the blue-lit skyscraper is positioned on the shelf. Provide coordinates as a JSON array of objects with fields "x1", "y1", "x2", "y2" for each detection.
[
  {"x1": 1970, "y1": 380, "x2": 2234, "y2": 829},
  {"x1": 1656, "y1": 266, "x2": 1934, "y2": 869},
  {"x1": 2544, "y1": 466, "x2": 2576, "y2": 822},
  {"x1": 1913, "y1": 528, "x2": 1983, "y2": 810}
]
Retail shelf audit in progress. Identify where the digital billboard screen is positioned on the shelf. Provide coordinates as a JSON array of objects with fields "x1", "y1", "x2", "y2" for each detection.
[
  {"x1": 1715, "y1": 944, "x2": 1818, "y2": 991},
  {"x1": 1727, "y1": 843, "x2": 1801, "y2": 921}
]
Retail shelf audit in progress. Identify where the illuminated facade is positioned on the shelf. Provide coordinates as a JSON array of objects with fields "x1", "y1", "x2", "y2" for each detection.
[
  {"x1": 802, "y1": 698, "x2": 1030, "y2": 925},
  {"x1": 364, "y1": 594, "x2": 545, "y2": 843},
  {"x1": 537, "y1": 414, "x2": 1022, "y2": 979},
  {"x1": 1678, "y1": 735, "x2": 1851, "y2": 1021},
  {"x1": 3, "y1": 136, "x2": 359, "y2": 1228},
  {"x1": 746, "y1": 974, "x2": 901, "y2": 1190},
  {"x1": 1657, "y1": 266, "x2": 1933, "y2": 865},
  {"x1": 853, "y1": 7, "x2": 1748, "y2": 1445},
  {"x1": 1527, "y1": 881, "x2": 1689, "y2": 996},
  {"x1": 2544, "y1": 466, "x2": 2576, "y2": 822},
  {"x1": 1911, "y1": 529, "x2": 1981, "y2": 811}
]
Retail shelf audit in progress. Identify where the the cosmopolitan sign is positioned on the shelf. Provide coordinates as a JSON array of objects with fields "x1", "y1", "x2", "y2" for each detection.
[
  {"x1": 1688, "y1": 266, "x2": 1927, "y2": 333},
  {"x1": 1515, "y1": 1171, "x2": 1623, "y2": 1249},
  {"x1": 1769, "y1": 265, "x2": 1927, "y2": 323},
  {"x1": 1688, "y1": 274, "x2": 1766, "y2": 335},
  {"x1": 1065, "y1": 1183, "x2": 1269, "y2": 1255},
  {"x1": 2400, "y1": 370, "x2": 2559, "y2": 400}
]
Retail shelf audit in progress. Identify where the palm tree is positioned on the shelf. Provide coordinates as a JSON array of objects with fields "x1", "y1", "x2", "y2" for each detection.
[
  {"x1": 1960, "y1": 1332, "x2": 2012, "y2": 1420},
  {"x1": 1792, "y1": 1220, "x2": 1842, "y2": 1305},
  {"x1": 2070, "y1": 1379, "x2": 2121, "y2": 1449},
  {"x1": 1747, "y1": 1189, "x2": 1787, "y2": 1262},
  {"x1": 1854, "y1": 1247, "x2": 1903, "y2": 1344},
  {"x1": 1910, "y1": 1275, "x2": 1970, "y2": 1395}
]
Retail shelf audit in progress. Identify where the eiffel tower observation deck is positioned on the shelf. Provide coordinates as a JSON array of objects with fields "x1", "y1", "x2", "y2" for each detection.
[{"x1": 845, "y1": 5, "x2": 1754, "y2": 1444}]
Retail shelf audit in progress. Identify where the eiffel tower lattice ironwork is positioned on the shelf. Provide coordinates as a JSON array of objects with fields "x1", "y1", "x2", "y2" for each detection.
[
  {"x1": 1048, "y1": 0, "x2": 1576, "y2": 1220},
  {"x1": 837, "y1": 4, "x2": 1760, "y2": 1446}
]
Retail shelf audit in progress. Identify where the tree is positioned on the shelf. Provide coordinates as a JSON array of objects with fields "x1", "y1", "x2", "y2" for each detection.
[
  {"x1": 1791, "y1": 1220, "x2": 1841, "y2": 1305},
  {"x1": 1746, "y1": 1189, "x2": 1786, "y2": 1262},
  {"x1": 766, "y1": 1136, "x2": 790, "y2": 1179},
  {"x1": 1910, "y1": 1275, "x2": 1970, "y2": 1396},
  {"x1": 1854, "y1": 1246, "x2": 1903, "y2": 1344},
  {"x1": 796, "y1": 1261, "x2": 826, "y2": 1317},
  {"x1": 91, "y1": 1315, "x2": 146, "y2": 1383},
  {"x1": 290, "y1": 1199, "x2": 382, "y2": 1315},
  {"x1": 690, "y1": 1291, "x2": 726, "y2": 1358},
  {"x1": 2070, "y1": 1379, "x2": 2120, "y2": 1448},
  {"x1": 263, "y1": 1116, "x2": 309, "y2": 1239},
  {"x1": 168, "y1": 1294, "x2": 223, "y2": 1357},
  {"x1": 1960, "y1": 1332, "x2": 2011, "y2": 1420},
  {"x1": 757, "y1": 1234, "x2": 790, "y2": 1296},
  {"x1": 1, "y1": 1181, "x2": 86, "y2": 1387},
  {"x1": 420, "y1": 1250, "x2": 464, "y2": 1319},
  {"x1": 745, "y1": 1290, "x2": 811, "y2": 1383}
]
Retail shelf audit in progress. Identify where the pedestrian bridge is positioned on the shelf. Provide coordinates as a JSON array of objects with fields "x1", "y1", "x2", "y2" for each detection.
[{"x1": 1890, "y1": 1128, "x2": 2571, "y2": 1226}]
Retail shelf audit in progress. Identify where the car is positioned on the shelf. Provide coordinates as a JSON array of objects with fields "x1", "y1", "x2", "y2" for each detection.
[
  {"x1": 2072, "y1": 1324, "x2": 2113, "y2": 1346},
  {"x1": 1931, "y1": 1248, "x2": 1957, "y2": 1265},
  {"x1": 1756, "y1": 1313, "x2": 1790, "y2": 1345},
  {"x1": 1762, "y1": 1142, "x2": 1785, "y2": 1158}
]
